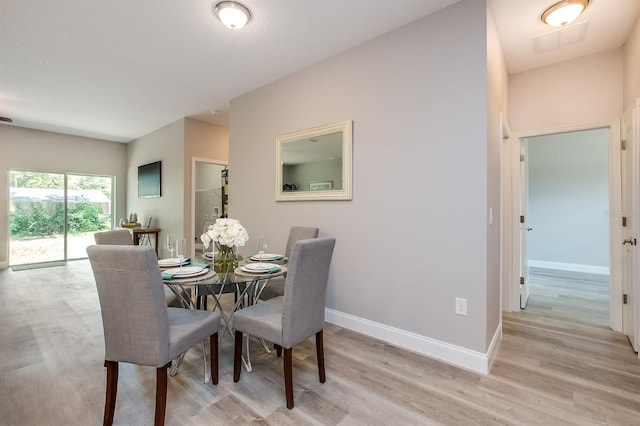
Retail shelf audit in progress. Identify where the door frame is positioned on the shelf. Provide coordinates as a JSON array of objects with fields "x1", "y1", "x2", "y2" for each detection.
[
  {"x1": 519, "y1": 138, "x2": 530, "y2": 309},
  {"x1": 504, "y1": 119, "x2": 622, "y2": 332},
  {"x1": 621, "y1": 100, "x2": 640, "y2": 350},
  {"x1": 190, "y1": 156, "x2": 228, "y2": 260}
]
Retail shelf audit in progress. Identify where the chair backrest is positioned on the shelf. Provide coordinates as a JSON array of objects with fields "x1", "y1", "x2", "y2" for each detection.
[
  {"x1": 94, "y1": 229, "x2": 133, "y2": 245},
  {"x1": 86, "y1": 244, "x2": 170, "y2": 367},
  {"x1": 284, "y1": 226, "x2": 319, "y2": 258},
  {"x1": 281, "y1": 237, "x2": 335, "y2": 347}
]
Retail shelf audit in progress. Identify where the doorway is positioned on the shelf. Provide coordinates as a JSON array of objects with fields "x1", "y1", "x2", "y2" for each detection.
[
  {"x1": 505, "y1": 121, "x2": 622, "y2": 331},
  {"x1": 8, "y1": 170, "x2": 114, "y2": 267},
  {"x1": 523, "y1": 128, "x2": 611, "y2": 325},
  {"x1": 191, "y1": 159, "x2": 227, "y2": 259},
  {"x1": 526, "y1": 129, "x2": 610, "y2": 274}
]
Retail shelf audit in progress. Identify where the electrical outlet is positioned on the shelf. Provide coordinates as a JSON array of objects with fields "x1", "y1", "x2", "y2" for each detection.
[{"x1": 455, "y1": 298, "x2": 467, "y2": 316}]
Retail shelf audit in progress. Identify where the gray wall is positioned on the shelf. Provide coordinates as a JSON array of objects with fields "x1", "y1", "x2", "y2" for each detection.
[
  {"x1": 126, "y1": 118, "x2": 229, "y2": 258},
  {"x1": 229, "y1": 0, "x2": 496, "y2": 356},
  {"x1": 0, "y1": 125, "x2": 127, "y2": 268},
  {"x1": 126, "y1": 119, "x2": 185, "y2": 259},
  {"x1": 527, "y1": 128, "x2": 610, "y2": 271}
]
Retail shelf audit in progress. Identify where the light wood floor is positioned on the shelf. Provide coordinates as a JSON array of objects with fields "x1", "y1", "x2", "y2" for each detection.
[{"x1": 1, "y1": 262, "x2": 639, "y2": 425}]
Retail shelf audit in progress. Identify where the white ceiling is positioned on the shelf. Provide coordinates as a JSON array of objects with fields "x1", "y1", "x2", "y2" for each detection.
[
  {"x1": 1, "y1": 0, "x2": 639, "y2": 143},
  {"x1": 491, "y1": 0, "x2": 640, "y2": 73}
]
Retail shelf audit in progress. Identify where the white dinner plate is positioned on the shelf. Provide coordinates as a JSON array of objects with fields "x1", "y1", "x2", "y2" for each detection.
[
  {"x1": 249, "y1": 253, "x2": 283, "y2": 261},
  {"x1": 164, "y1": 266, "x2": 207, "y2": 278},
  {"x1": 158, "y1": 258, "x2": 189, "y2": 267},
  {"x1": 240, "y1": 263, "x2": 281, "y2": 274}
]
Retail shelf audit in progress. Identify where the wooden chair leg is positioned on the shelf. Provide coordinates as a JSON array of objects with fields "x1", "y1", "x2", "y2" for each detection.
[
  {"x1": 316, "y1": 330, "x2": 326, "y2": 383},
  {"x1": 103, "y1": 360, "x2": 118, "y2": 426},
  {"x1": 233, "y1": 331, "x2": 243, "y2": 382},
  {"x1": 284, "y1": 348, "x2": 294, "y2": 409},
  {"x1": 210, "y1": 333, "x2": 219, "y2": 385},
  {"x1": 274, "y1": 343, "x2": 283, "y2": 357},
  {"x1": 155, "y1": 364, "x2": 168, "y2": 426},
  {"x1": 196, "y1": 295, "x2": 208, "y2": 310}
]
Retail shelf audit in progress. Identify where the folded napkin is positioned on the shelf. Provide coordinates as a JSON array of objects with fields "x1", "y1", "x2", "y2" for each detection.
[
  {"x1": 162, "y1": 270, "x2": 177, "y2": 280},
  {"x1": 161, "y1": 263, "x2": 211, "y2": 280}
]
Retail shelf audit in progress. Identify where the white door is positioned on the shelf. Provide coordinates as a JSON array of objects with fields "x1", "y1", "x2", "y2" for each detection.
[
  {"x1": 621, "y1": 100, "x2": 640, "y2": 352},
  {"x1": 520, "y1": 139, "x2": 531, "y2": 309}
]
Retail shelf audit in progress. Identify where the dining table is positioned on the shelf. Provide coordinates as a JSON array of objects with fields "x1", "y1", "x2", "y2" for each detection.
[{"x1": 160, "y1": 253, "x2": 288, "y2": 379}]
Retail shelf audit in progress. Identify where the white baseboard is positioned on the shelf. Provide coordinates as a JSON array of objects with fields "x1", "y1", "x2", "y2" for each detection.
[
  {"x1": 486, "y1": 321, "x2": 502, "y2": 371},
  {"x1": 528, "y1": 260, "x2": 609, "y2": 275},
  {"x1": 324, "y1": 308, "x2": 496, "y2": 374}
]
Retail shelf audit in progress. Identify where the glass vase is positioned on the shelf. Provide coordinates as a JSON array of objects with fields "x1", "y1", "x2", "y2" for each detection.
[{"x1": 214, "y1": 243, "x2": 238, "y2": 273}]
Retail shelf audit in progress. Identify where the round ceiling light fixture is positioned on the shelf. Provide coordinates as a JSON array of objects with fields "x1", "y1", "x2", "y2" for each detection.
[
  {"x1": 541, "y1": 0, "x2": 589, "y2": 27},
  {"x1": 214, "y1": 1, "x2": 251, "y2": 30}
]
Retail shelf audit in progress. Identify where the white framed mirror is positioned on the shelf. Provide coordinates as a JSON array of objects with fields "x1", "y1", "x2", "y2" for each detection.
[{"x1": 276, "y1": 119, "x2": 352, "y2": 201}]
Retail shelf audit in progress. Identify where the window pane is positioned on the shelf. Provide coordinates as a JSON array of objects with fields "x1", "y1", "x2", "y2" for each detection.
[
  {"x1": 66, "y1": 174, "x2": 113, "y2": 260},
  {"x1": 9, "y1": 170, "x2": 65, "y2": 265}
]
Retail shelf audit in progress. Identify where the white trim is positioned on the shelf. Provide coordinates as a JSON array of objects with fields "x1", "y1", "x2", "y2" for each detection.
[
  {"x1": 486, "y1": 321, "x2": 502, "y2": 371},
  {"x1": 609, "y1": 118, "x2": 623, "y2": 332},
  {"x1": 510, "y1": 131, "x2": 521, "y2": 311},
  {"x1": 325, "y1": 308, "x2": 494, "y2": 374},
  {"x1": 528, "y1": 260, "x2": 610, "y2": 275}
]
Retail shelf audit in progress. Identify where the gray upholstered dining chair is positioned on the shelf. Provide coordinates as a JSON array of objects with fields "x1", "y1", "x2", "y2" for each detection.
[
  {"x1": 233, "y1": 237, "x2": 336, "y2": 409},
  {"x1": 94, "y1": 229, "x2": 133, "y2": 245},
  {"x1": 87, "y1": 245, "x2": 221, "y2": 426},
  {"x1": 258, "y1": 226, "x2": 319, "y2": 301},
  {"x1": 94, "y1": 229, "x2": 179, "y2": 307}
]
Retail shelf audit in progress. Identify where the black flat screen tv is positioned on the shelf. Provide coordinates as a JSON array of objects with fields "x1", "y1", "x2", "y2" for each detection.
[{"x1": 138, "y1": 161, "x2": 161, "y2": 198}]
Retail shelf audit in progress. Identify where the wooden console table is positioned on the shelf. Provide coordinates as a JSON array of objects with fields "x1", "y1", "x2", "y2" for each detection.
[{"x1": 132, "y1": 227, "x2": 161, "y2": 257}]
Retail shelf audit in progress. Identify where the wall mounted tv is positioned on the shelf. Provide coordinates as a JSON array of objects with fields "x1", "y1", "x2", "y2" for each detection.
[{"x1": 138, "y1": 161, "x2": 162, "y2": 198}]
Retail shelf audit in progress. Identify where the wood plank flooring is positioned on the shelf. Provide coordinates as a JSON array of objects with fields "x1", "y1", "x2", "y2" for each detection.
[{"x1": 0, "y1": 262, "x2": 638, "y2": 425}]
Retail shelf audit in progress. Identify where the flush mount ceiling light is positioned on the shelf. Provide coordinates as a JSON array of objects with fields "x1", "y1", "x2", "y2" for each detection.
[
  {"x1": 541, "y1": 0, "x2": 589, "y2": 27},
  {"x1": 214, "y1": 1, "x2": 251, "y2": 30}
]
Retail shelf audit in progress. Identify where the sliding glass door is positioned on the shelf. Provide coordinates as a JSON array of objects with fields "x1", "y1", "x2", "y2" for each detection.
[
  {"x1": 8, "y1": 170, "x2": 113, "y2": 266},
  {"x1": 66, "y1": 174, "x2": 113, "y2": 259},
  {"x1": 9, "y1": 171, "x2": 65, "y2": 265}
]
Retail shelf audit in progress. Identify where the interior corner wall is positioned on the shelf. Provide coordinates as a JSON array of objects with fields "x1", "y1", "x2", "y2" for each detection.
[
  {"x1": 229, "y1": 0, "x2": 491, "y2": 358},
  {"x1": 509, "y1": 48, "x2": 624, "y2": 133},
  {"x1": 0, "y1": 125, "x2": 127, "y2": 268},
  {"x1": 624, "y1": 15, "x2": 640, "y2": 109},
  {"x1": 127, "y1": 119, "x2": 185, "y2": 258},
  {"x1": 486, "y1": 0, "x2": 509, "y2": 348}
]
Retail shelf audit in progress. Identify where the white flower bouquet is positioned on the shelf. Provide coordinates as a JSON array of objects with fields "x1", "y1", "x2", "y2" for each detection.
[
  {"x1": 200, "y1": 217, "x2": 249, "y2": 249},
  {"x1": 201, "y1": 218, "x2": 248, "y2": 272}
]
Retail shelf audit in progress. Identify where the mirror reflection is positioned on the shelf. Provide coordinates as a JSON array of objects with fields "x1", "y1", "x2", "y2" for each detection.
[{"x1": 276, "y1": 120, "x2": 352, "y2": 201}]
